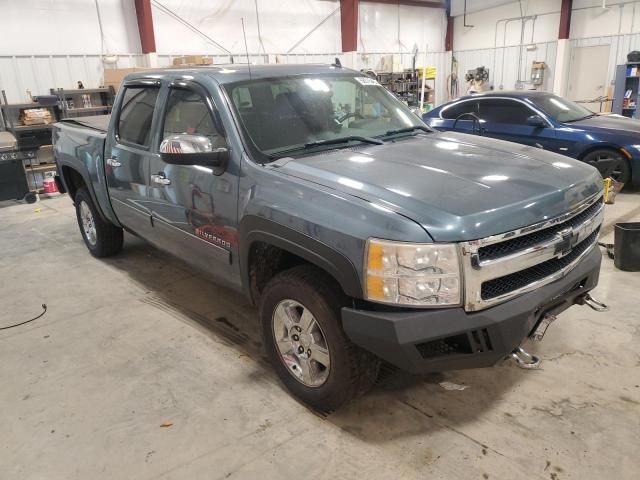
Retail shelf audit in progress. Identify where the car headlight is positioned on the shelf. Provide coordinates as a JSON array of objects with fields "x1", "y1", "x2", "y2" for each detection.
[{"x1": 364, "y1": 238, "x2": 461, "y2": 307}]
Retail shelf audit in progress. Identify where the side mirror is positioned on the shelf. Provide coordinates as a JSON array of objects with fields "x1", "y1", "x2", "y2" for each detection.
[
  {"x1": 160, "y1": 134, "x2": 229, "y2": 173},
  {"x1": 527, "y1": 115, "x2": 547, "y2": 128}
]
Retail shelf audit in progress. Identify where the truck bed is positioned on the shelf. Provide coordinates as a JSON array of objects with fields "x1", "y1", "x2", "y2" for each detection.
[
  {"x1": 53, "y1": 115, "x2": 115, "y2": 224},
  {"x1": 58, "y1": 115, "x2": 110, "y2": 133}
]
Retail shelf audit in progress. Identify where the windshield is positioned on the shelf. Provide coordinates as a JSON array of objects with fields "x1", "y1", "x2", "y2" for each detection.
[
  {"x1": 224, "y1": 74, "x2": 426, "y2": 160},
  {"x1": 530, "y1": 94, "x2": 594, "y2": 123}
]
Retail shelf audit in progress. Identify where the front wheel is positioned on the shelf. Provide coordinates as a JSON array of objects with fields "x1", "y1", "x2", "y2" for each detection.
[
  {"x1": 260, "y1": 265, "x2": 380, "y2": 411},
  {"x1": 582, "y1": 149, "x2": 631, "y2": 185},
  {"x1": 74, "y1": 187, "x2": 123, "y2": 257}
]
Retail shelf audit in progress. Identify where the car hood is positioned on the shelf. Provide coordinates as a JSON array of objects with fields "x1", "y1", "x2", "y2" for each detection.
[
  {"x1": 272, "y1": 132, "x2": 603, "y2": 242},
  {"x1": 568, "y1": 113, "x2": 640, "y2": 134}
]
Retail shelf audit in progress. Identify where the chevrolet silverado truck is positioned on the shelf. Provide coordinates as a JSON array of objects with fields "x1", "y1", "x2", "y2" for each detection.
[{"x1": 53, "y1": 64, "x2": 608, "y2": 410}]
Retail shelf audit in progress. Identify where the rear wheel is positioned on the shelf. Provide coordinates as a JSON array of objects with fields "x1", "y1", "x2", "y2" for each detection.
[
  {"x1": 582, "y1": 149, "x2": 631, "y2": 185},
  {"x1": 260, "y1": 265, "x2": 380, "y2": 411},
  {"x1": 74, "y1": 187, "x2": 123, "y2": 257}
]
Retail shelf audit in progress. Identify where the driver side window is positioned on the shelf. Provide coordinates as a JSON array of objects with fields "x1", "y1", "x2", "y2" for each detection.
[
  {"x1": 162, "y1": 88, "x2": 226, "y2": 148},
  {"x1": 477, "y1": 99, "x2": 533, "y2": 125}
]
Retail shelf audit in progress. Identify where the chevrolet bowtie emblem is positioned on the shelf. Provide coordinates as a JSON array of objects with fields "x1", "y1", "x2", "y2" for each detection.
[{"x1": 554, "y1": 228, "x2": 577, "y2": 258}]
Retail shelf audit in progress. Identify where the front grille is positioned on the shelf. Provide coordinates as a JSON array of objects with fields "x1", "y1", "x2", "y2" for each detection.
[
  {"x1": 481, "y1": 228, "x2": 599, "y2": 300},
  {"x1": 478, "y1": 198, "x2": 603, "y2": 261}
]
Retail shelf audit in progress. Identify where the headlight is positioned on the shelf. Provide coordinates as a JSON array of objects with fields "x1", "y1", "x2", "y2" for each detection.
[{"x1": 364, "y1": 238, "x2": 461, "y2": 307}]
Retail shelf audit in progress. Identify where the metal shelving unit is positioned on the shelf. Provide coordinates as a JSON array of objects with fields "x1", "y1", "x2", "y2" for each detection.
[
  {"x1": 612, "y1": 62, "x2": 640, "y2": 118},
  {"x1": 52, "y1": 87, "x2": 115, "y2": 118},
  {"x1": 0, "y1": 91, "x2": 59, "y2": 198},
  {"x1": 0, "y1": 91, "x2": 58, "y2": 145}
]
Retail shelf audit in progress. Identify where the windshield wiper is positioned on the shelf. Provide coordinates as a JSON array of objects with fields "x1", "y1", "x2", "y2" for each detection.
[
  {"x1": 380, "y1": 125, "x2": 432, "y2": 137},
  {"x1": 565, "y1": 113, "x2": 597, "y2": 123},
  {"x1": 304, "y1": 135, "x2": 385, "y2": 148},
  {"x1": 267, "y1": 135, "x2": 385, "y2": 160}
]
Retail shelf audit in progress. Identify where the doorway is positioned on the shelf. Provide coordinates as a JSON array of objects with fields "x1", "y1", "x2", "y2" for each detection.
[{"x1": 567, "y1": 44, "x2": 611, "y2": 112}]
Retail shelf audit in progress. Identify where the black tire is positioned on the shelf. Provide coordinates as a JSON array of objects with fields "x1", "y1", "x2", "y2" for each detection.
[
  {"x1": 582, "y1": 149, "x2": 631, "y2": 185},
  {"x1": 260, "y1": 264, "x2": 380, "y2": 411},
  {"x1": 74, "y1": 187, "x2": 123, "y2": 257}
]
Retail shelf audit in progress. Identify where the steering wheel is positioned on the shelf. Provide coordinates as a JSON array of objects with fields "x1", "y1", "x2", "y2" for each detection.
[
  {"x1": 338, "y1": 112, "x2": 364, "y2": 123},
  {"x1": 453, "y1": 112, "x2": 483, "y2": 136}
]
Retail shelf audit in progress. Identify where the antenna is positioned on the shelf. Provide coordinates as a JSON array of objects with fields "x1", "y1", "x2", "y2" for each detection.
[{"x1": 241, "y1": 18, "x2": 252, "y2": 79}]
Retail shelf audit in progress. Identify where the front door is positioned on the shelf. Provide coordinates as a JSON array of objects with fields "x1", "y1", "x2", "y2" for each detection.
[
  {"x1": 147, "y1": 83, "x2": 239, "y2": 288},
  {"x1": 476, "y1": 98, "x2": 562, "y2": 152},
  {"x1": 105, "y1": 83, "x2": 160, "y2": 238}
]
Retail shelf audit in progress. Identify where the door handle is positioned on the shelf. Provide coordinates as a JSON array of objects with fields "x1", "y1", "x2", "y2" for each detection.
[
  {"x1": 151, "y1": 173, "x2": 171, "y2": 185},
  {"x1": 106, "y1": 157, "x2": 121, "y2": 168}
]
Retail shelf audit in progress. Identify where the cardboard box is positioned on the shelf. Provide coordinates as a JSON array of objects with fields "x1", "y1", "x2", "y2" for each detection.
[
  {"x1": 172, "y1": 55, "x2": 213, "y2": 66},
  {"x1": 20, "y1": 108, "x2": 54, "y2": 126},
  {"x1": 103, "y1": 67, "x2": 150, "y2": 92}
]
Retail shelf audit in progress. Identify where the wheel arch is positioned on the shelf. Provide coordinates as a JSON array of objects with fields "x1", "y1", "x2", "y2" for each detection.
[
  {"x1": 577, "y1": 143, "x2": 628, "y2": 161},
  {"x1": 59, "y1": 164, "x2": 112, "y2": 223},
  {"x1": 239, "y1": 216, "x2": 363, "y2": 305}
]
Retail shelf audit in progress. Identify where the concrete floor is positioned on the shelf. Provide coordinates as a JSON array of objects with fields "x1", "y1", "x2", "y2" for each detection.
[{"x1": 1, "y1": 193, "x2": 639, "y2": 480}]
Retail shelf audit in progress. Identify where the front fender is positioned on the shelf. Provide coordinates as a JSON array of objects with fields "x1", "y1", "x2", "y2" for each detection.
[{"x1": 239, "y1": 215, "x2": 363, "y2": 300}]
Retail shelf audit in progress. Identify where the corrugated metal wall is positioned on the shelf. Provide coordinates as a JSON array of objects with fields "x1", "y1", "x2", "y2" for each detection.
[
  {"x1": 0, "y1": 55, "x2": 147, "y2": 103},
  {"x1": 0, "y1": 51, "x2": 451, "y2": 106}
]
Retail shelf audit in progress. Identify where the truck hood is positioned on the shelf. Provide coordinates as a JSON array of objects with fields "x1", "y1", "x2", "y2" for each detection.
[{"x1": 272, "y1": 132, "x2": 603, "y2": 242}]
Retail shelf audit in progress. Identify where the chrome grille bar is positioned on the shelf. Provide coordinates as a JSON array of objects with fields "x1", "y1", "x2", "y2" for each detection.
[{"x1": 460, "y1": 194, "x2": 603, "y2": 311}]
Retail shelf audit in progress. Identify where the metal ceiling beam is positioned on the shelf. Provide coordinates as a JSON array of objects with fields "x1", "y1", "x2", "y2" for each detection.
[
  {"x1": 559, "y1": 0, "x2": 573, "y2": 40},
  {"x1": 360, "y1": 0, "x2": 444, "y2": 7},
  {"x1": 341, "y1": 0, "x2": 358, "y2": 52},
  {"x1": 134, "y1": 0, "x2": 157, "y2": 54},
  {"x1": 445, "y1": 13, "x2": 453, "y2": 50}
]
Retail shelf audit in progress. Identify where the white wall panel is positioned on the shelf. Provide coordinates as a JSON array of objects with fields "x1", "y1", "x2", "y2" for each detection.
[
  {"x1": 453, "y1": 0, "x2": 560, "y2": 51},
  {"x1": 453, "y1": 41, "x2": 557, "y2": 95},
  {"x1": 358, "y1": 3, "x2": 446, "y2": 53},
  {"x1": 0, "y1": 0, "x2": 140, "y2": 55},
  {"x1": 151, "y1": 0, "x2": 342, "y2": 54}
]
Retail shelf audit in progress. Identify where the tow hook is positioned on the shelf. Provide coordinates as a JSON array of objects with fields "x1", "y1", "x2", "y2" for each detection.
[
  {"x1": 531, "y1": 313, "x2": 557, "y2": 341},
  {"x1": 575, "y1": 293, "x2": 609, "y2": 312},
  {"x1": 510, "y1": 346, "x2": 542, "y2": 370}
]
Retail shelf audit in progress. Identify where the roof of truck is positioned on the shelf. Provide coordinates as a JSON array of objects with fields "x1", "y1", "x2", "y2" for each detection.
[{"x1": 128, "y1": 64, "x2": 359, "y2": 84}]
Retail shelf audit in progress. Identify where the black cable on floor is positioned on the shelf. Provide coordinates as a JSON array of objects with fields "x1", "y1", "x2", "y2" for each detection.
[{"x1": 0, "y1": 304, "x2": 47, "y2": 331}]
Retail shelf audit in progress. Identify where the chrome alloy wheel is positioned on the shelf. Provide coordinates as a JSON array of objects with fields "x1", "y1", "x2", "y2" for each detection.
[
  {"x1": 272, "y1": 299, "x2": 331, "y2": 387},
  {"x1": 79, "y1": 201, "x2": 97, "y2": 246}
]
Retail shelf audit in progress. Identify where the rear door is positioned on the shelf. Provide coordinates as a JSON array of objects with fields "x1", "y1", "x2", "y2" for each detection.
[
  {"x1": 146, "y1": 81, "x2": 239, "y2": 287},
  {"x1": 476, "y1": 98, "x2": 559, "y2": 151},
  {"x1": 105, "y1": 80, "x2": 161, "y2": 237}
]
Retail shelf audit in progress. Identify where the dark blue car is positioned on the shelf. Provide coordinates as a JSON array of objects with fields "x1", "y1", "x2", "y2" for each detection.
[{"x1": 424, "y1": 91, "x2": 640, "y2": 186}]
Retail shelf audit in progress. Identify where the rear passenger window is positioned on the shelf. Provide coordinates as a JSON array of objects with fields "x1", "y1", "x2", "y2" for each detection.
[
  {"x1": 118, "y1": 87, "x2": 159, "y2": 147},
  {"x1": 441, "y1": 100, "x2": 479, "y2": 119}
]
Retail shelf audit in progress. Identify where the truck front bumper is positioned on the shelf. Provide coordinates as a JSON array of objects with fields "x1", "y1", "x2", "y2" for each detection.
[{"x1": 341, "y1": 246, "x2": 602, "y2": 374}]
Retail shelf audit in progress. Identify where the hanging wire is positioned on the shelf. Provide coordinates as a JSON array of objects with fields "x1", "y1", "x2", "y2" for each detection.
[
  {"x1": 254, "y1": 0, "x2": 267, "y2": 57},
  {"x1": 94, "y1": 0, "x2": 106, "y2": 57},
  {"x1": 151, "y1": 0, "x2": 232, "y2": 55}
]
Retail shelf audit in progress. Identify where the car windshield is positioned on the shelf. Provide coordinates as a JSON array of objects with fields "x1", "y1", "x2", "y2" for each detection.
[
  {"x1": 224, "y1": 73, "x2": 427, "y2": 160},
  {"x1": 530, "y1": 94, "x2": 595, "y2": 123}
]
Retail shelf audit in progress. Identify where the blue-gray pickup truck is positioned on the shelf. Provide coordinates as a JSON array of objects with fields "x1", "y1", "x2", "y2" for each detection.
[{"x1": 53, "y1": 64, "x2": 607, "y2": 410}]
